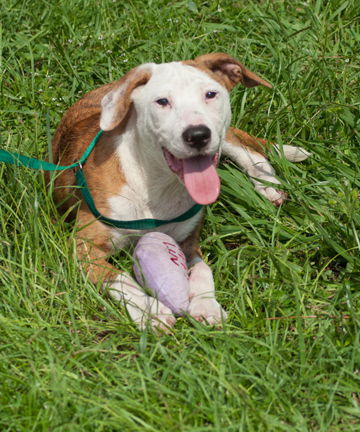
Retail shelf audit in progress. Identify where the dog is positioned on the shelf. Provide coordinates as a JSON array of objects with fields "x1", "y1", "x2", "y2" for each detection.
[{"x1": 51, "y1": 53, "x2": 309, "y2": 331}]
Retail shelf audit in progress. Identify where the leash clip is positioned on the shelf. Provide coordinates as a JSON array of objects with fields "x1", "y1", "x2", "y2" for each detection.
[{"x1": 74, "y1": 161, "x2": 83, "y2": 172}]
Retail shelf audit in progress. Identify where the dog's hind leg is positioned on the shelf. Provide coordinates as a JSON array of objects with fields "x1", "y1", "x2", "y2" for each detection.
[
  {"x1": 223, "y1": 127, "x2": 310, "y2": 206},
  {"x1": 223, "y1": 128, "x2": 286, "y2": 206}
]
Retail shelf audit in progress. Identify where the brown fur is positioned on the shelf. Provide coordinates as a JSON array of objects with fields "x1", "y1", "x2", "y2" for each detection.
[
  {"x1": 226, "y1": 127, "x2": 269, "y2": 155},
  {"x1": 51, "y1": 69, "x2": 147, "y2": 216},
  {"x1": 185, "y1": 53, "x2": 272, "y2": 91}
]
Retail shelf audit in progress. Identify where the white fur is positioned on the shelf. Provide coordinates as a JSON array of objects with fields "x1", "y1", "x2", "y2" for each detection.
[
  {"x1": 105, "y1": 114, "x2": 204, "y2": 250},
  {"x1": 97, "y1": 60, "x2": 307, "y2": 330},
  {"x1": 130, "y1": 62, "x2": 231, "y2": 159},
  {"x1": 100, "y1": 62, "x2": 232, "y2": 329},
  {"x1": 107, "y1": 273, "x2": 176, "y2": 332},
  {"x1": 275, "y1": 144, "x2": 311, "y2": 162},
  {"x1": 188, "y1": 261, "x2": 227, "y2": 325},
  {"x1": 100, "y1": 85, "x2": 125, "y2": 131},
  {"x1": 102, "y1": 62, "x2": 231, "y2": 247}
]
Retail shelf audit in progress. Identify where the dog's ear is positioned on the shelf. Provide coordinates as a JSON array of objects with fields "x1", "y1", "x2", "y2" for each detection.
[
  {"x1": 193, "y1": 53, "x2": 272, "y2": 91},
  {"x1": 100, "y1": 65, "x2": 153, "y2": 131}
]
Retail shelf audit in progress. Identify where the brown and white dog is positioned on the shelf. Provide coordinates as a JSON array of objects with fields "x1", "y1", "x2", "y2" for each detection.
[{"x1": 52, "y1": 53, "x2": 309, "y2": 331}]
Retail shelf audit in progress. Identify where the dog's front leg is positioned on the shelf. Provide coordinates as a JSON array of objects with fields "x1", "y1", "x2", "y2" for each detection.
[
  {"x1": 187, "y1": 260, "x2": 227, "y2": 326},
  {"x1": 76, "y1": 215, "x2": 176, "y2": 332},
  {"x1": 106, "y1": 272, "x2": 176, "y2": 332}
]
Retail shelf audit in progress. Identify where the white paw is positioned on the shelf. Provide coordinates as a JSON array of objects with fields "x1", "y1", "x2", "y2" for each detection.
[
  {"x1": 281, "y1": 145, "x2": 311, "y2": 162},
  {"x1": 107, "y1": 274, "x2": 176, "y2": 333},
  {"x1": 127, "y1": 299, "x2": 176, "y2": 333},
  {"x1": 257, "y1": 186, "x2": 287, "y2": 206},
  {"x1": 188, "y1": 297, "x2": 227, "y2": 326}
]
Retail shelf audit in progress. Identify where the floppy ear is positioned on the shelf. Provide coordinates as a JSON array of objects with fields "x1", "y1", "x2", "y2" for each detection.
[
  {"x1": 100, "y1": 64, "x2": 153, "y2": 131},
  {"x1": 193, "y1": 53, "x2": 272, "y2": 91}
]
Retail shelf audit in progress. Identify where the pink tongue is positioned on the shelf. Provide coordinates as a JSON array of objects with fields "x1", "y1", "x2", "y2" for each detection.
[{"x1": 183, "y1": 155, "x2": 220, "y2": 205}]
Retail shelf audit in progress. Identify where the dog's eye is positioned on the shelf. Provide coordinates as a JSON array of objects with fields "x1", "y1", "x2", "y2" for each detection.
[
  {"x1": 156, "y1": 98, "x2": 170, "y2": 107},
  {"x1": 205, "y1": 91, "x2": 217, "y2": 99}
]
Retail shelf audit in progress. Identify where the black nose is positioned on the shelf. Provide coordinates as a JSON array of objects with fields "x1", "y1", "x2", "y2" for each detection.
[{"x1": 182, "y1": 125, "x2": 211, "y2": 150}]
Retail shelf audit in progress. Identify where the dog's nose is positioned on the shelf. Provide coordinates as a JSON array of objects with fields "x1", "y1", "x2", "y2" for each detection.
[{"x1": 182, "y1": 125, "x2": 211, "y2": 150}]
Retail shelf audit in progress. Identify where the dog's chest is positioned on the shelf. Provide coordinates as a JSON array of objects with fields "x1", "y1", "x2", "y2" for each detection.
[
  {"x1": 107, "y1": 181, "x2": 203, "y2": 249},
  {"x1": 104, "y1": 134, "x2": 204, "y2": 249}
]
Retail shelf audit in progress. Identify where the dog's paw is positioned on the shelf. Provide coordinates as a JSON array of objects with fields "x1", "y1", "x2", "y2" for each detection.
[
  {"x1": 127, "y1": 300, "x2": 176, "y2": 333},
  {"x1": 280, "y1": 145, "x2": 311, "y2": 162},
  {"x1": 257, "y1": 186, "x2": 287, "y2": 206},
  {"x1": 188, "y1": 297, "x2": 227, "y2": 326}
]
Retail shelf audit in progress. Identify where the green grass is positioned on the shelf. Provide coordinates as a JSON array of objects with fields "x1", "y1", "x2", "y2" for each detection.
[{"x1": 0, "y1": 0, "x2": 359, "y2": 430}]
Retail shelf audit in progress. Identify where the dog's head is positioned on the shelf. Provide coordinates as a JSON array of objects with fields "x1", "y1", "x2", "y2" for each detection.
[{"x1": 100, "y1": 53, "x2": 271, "y2": 205}]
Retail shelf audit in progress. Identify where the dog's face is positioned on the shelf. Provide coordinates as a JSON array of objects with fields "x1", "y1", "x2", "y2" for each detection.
[
  {"x1": 100, "y1": 54, "x2": 271, "y2": 204},
  {"x1": 130, "y1": 62, "x2": 232, "y2": 205},
  {"x1": 131, "y1": 62, "x2": 231, "y2": 160}
]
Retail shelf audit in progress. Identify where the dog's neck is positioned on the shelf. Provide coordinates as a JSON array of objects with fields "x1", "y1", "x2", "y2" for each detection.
[{"x1": 110, "y1": 124, "x2": 195, "y2": 224}]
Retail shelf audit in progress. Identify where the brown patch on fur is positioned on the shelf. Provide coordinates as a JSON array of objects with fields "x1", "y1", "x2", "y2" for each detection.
[
  {"x1": 185, "y1": 53, "x2": 272, "y2": 91},
  {"x1": 76, "y1": 209, "x2": 120, "y2": 283},
  {"x1": 226, "y1": 127, "x2": 272, "y2": 155}
]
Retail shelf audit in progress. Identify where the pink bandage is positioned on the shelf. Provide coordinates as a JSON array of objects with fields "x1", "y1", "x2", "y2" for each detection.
[{"x1": 133, "y1": 232, "x2": 190, "y2": 315}]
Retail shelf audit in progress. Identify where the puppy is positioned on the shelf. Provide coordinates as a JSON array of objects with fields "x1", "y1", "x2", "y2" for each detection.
[{"x1": 51, "y1": 53, "x2": 309, "y2": 331}]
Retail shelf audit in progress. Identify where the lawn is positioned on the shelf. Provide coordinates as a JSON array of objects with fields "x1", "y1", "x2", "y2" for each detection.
[{"x1": 0, "y1": 0, "x2": 359, "y2": 430}]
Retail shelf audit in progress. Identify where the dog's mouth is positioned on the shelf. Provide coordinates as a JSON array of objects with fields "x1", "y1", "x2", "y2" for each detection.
[{"x1": 163, "y1": 148, "x2": 220, "y2": 205}]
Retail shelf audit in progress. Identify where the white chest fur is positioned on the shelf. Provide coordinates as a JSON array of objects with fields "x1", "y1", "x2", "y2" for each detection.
[{"x1": 106, "y1": 134, "x2": 203, "y2": 250}]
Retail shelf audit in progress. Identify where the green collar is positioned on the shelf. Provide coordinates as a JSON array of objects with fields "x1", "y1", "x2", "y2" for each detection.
[{"x1": 0, "y1": 130, "x2": 204, "y2": 230}]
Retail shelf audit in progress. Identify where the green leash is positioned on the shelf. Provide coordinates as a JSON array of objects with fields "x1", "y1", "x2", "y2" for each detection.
[{"x1": 0, "y1": 130, "x2": 203, "y2": 230}]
